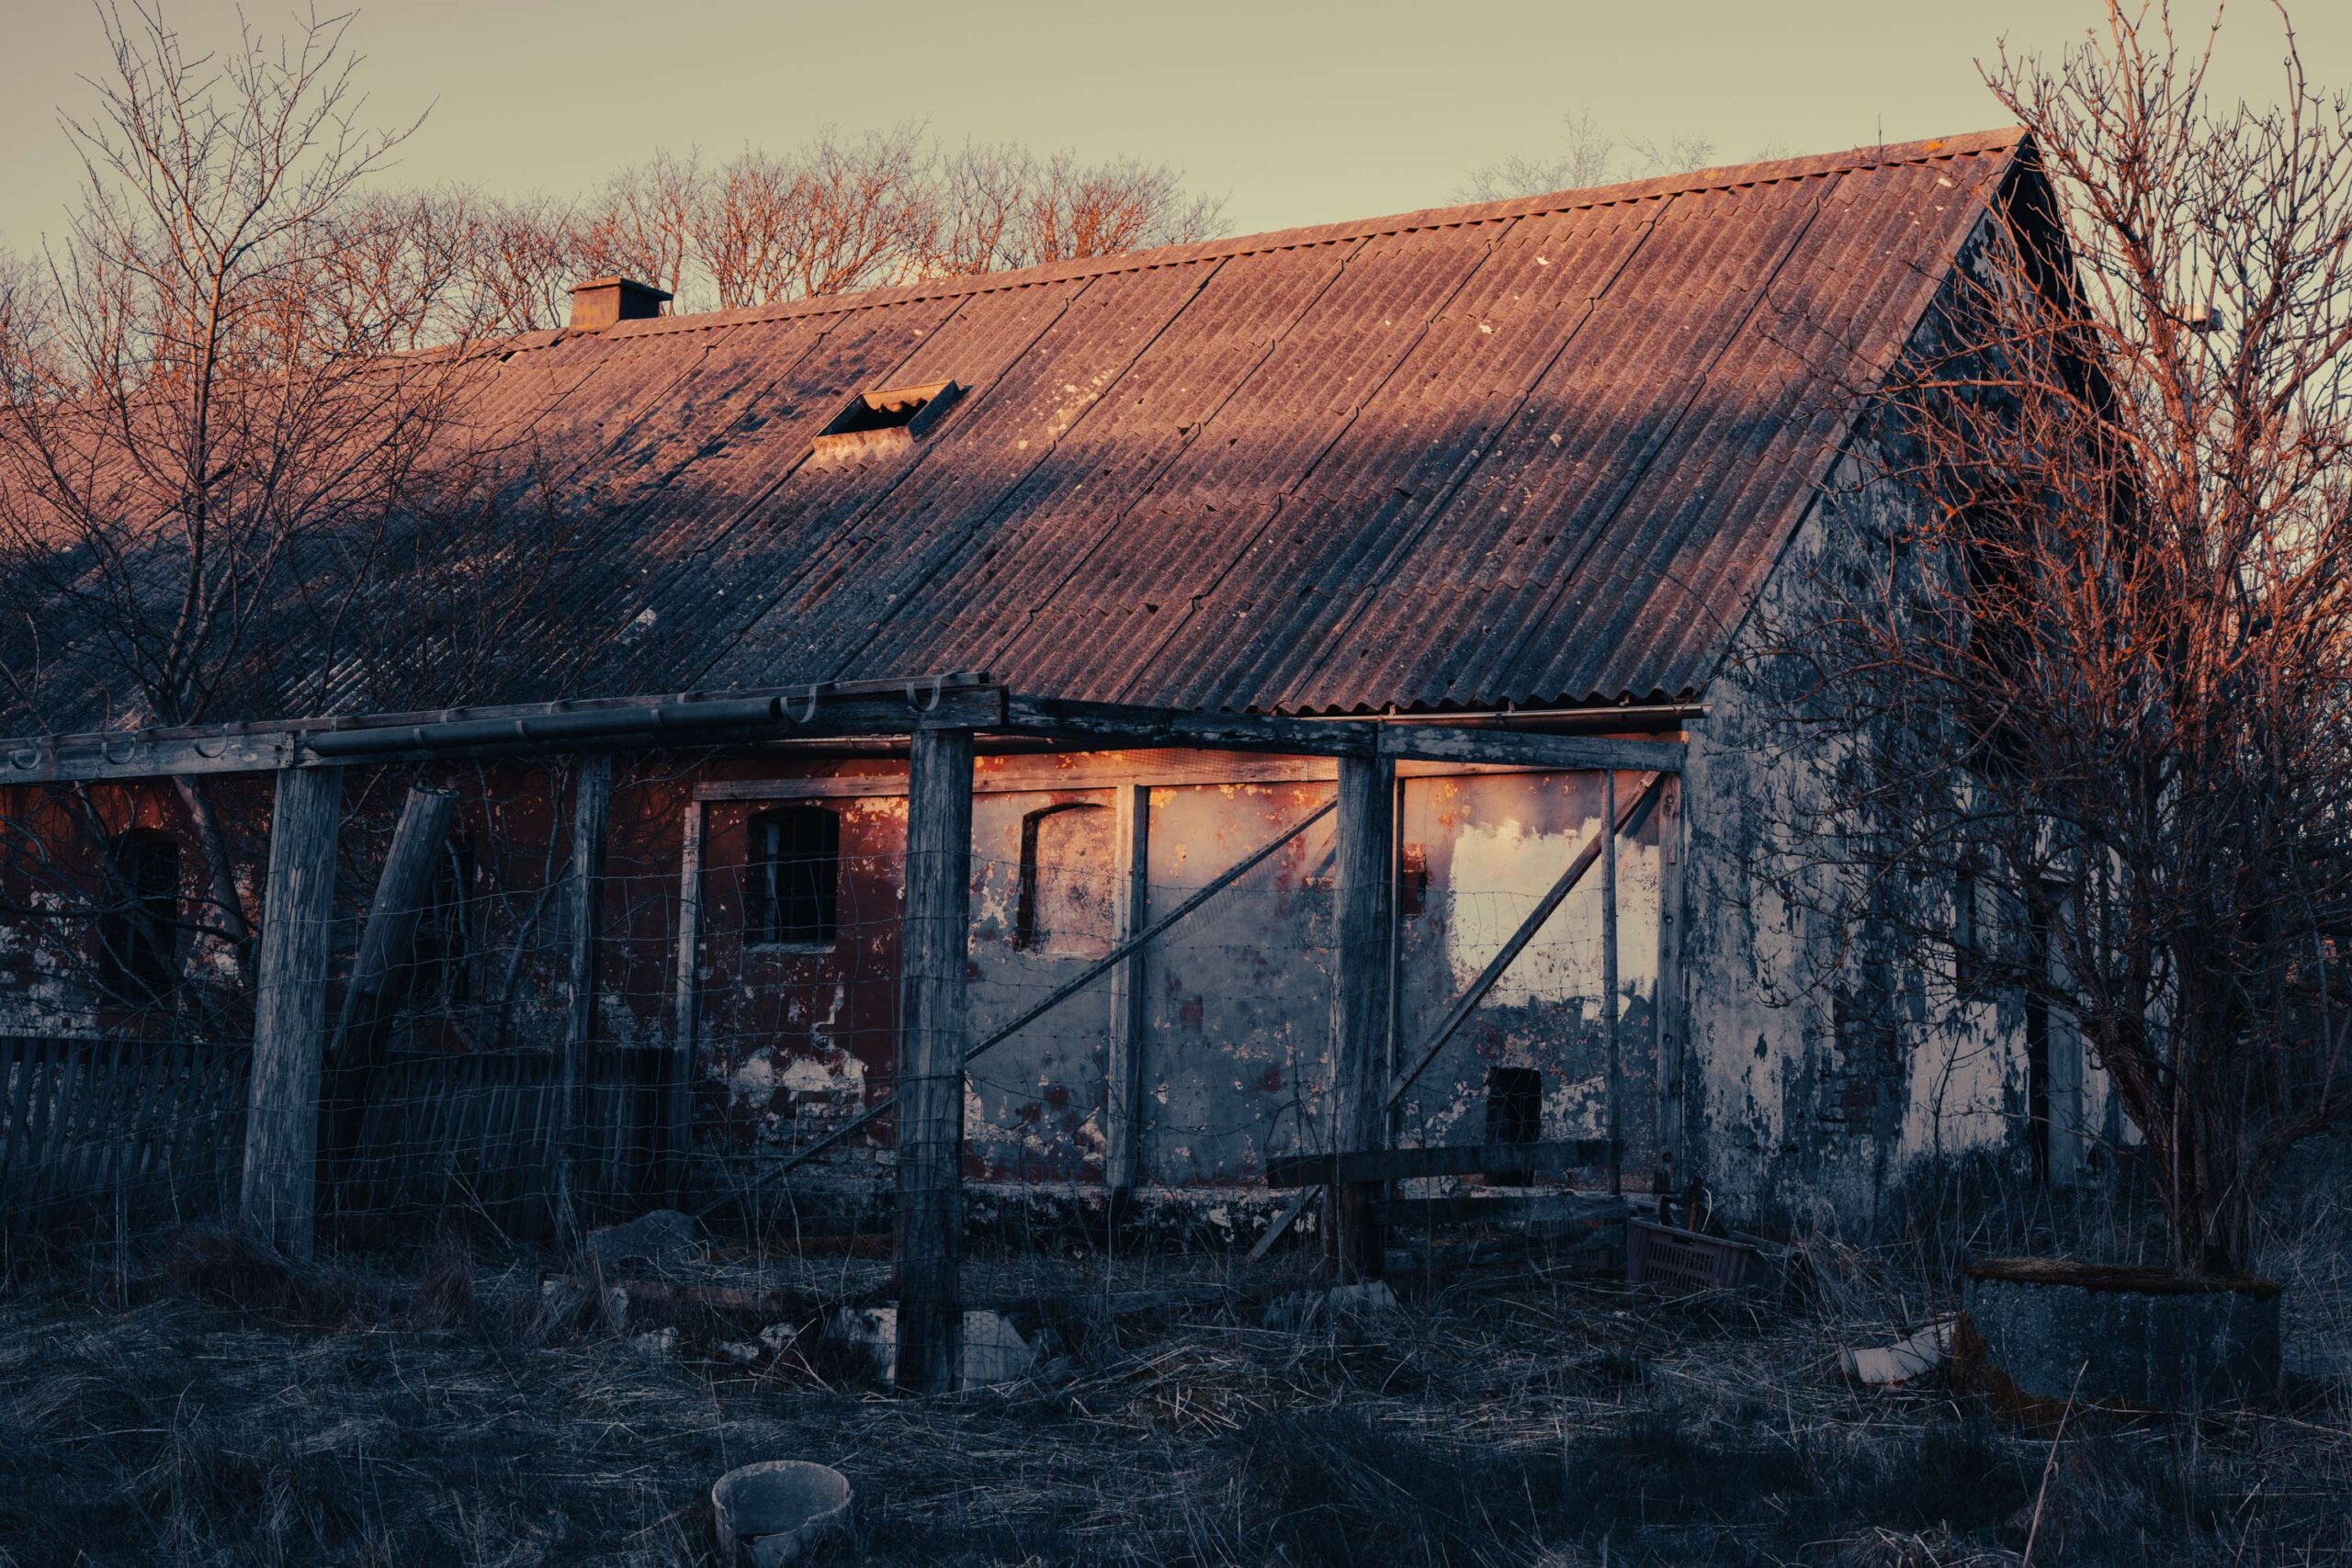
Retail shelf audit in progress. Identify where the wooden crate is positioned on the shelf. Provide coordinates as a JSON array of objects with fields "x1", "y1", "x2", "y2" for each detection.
[{"x1": 1625, "y1": 1218, "x2": 1758, "y2": 1291}]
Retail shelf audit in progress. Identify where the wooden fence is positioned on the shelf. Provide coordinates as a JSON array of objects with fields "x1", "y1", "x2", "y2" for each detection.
[
  {"x1": 2, "y1": 1034, "x2": 666, "y2": 1235},
  {"x1": 0, "y1": 1034, "x2": 250, "y2": 1225}
]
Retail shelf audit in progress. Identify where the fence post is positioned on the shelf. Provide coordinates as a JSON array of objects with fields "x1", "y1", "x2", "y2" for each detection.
[
  {"x1": 1104, "y1": 782, "x2": 1149, "y2": 1194},
  {"x1": 665, "y1": 798, "x2": 705, "y2": 1197},
  {"x1": 322, "y1": 784, "x2": 457, "y2": 1196},
  {"x1": 1328, "y1": 751, "x2": 1395, "y2": 1281},
  {"x1": 557, "y1": 753, "x2": 610, "y2": 1240},
  {"x1": 241, "y1": 763, "x2": 343, "y2": 1260},
  {"x1": 896, "y1": 727, "x2": 973, "y2": 1392}
]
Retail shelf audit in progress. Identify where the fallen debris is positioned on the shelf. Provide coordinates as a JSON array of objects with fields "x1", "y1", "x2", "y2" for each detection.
[
  {"x1": 1839, "y1": 1319, "x2": 1955, "y2": 1386},
  {"x1": 1262, "y1": 1279, "x2": 1400, "y2": 1332},
  {"x1": 836, "y1": 1304, "x2": 1046, "y2": 1388}
]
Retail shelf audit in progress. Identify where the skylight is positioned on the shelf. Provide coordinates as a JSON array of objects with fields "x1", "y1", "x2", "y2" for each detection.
[{"x1": 807, "y1": 379, "x2": 963, "y2": 467}]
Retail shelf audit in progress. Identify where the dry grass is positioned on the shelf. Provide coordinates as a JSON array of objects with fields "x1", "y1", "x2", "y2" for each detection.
[{"x1": 0, "y1": 1196, "x2": 2347, "y2": 1567}]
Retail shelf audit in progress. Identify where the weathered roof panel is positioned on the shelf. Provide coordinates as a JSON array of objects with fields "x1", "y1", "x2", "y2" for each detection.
[{"x1": 448, "y1": 130, "x2": 2028, "y2": 715}]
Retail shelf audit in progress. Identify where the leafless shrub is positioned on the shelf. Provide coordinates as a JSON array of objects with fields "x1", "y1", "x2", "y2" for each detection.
[{"x1": 1747, "y1": 1, "x2": 2352, "y2": 1276}]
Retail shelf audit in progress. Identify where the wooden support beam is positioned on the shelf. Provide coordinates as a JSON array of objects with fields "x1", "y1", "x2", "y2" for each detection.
[
  {"x1": 998, "y1": 695, "x2": 1685, "y2": 774},
  {"x1": 1266, "y1": 1138, "x2": 1623, "y2": 1189},
  {"x1": 1374, "y1": 727, "x2": 1683, "y2": 774},
  {"x1": 666, "y1": 799, "x2": 706, "y2": 1195},
  {"x1": 895, "y1": 728, "x2": 974, "y2": 1393},
  {"x1": 1652, "y1": 775, "x2": 1689, "y2": 1185},
  {"x1": 321, "y1": 784, "x2": 457, "y2": 1193},
  {"x1": 1104, "y1": 783, "x2": 1150, "y2": 1193},
  {"x1": 556, "y1": 755, "x2": 611, "y2": 1238},
  {"x1": 1602, "y1": 770, "x2": 1623, "y2": 1197},
  {"x1": 1327, "y1": 753, "x2": 1394, "y2": 1281},
  {"x1": 0, "y1": 676, "x2": 1003, "y2": 784},
  {"x1": 240, "y1": 765, "x2": 343, "y2": 1259},
  {"x1": 1388, "y1": 773, "x2": 1664, "y2": 1109}
]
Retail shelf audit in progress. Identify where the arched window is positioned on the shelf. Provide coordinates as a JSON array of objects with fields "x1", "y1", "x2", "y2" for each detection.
[
  {"x1": 96, "y1": 828, "x2": 179, "y2": 1005},
  {"x1": 1014, "y1": 802, "x2": 1112, "y2": 955},
  {"x1": 747, "y1": 806, "x2": 840, "y2": 946}
]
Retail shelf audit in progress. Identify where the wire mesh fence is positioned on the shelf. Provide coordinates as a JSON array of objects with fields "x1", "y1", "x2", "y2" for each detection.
[{"x1": 0, "y1": 763, "x2": 1674, "y2": 1249}]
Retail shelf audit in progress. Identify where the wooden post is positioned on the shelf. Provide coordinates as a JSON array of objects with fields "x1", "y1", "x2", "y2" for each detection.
[
  {"x1": 557, "y1": 754, "x2": 610, "y2": 1236},
  {"x1": 1327, "y1": 753, "x2": 1395, "y2": 1281},
  {"x1": 241, "y1": 764, "x2": 343, "y2": 1259},
  {"x1": 896, "y1": 728, "x2": 974, "y2": 1392},
  {"x1": 1104, "y1": 783, "x2": 1149, "y2": 1193},
  {"x1": 1652, "y1": 775, "x2": 1687, "y2": 1188},
  {"x1": 321, "y1": 784, "x2": 457, "y2": 1194},
  {"x1": 1602, "y1": 771, "x2": 1622, "y2": 1197},
  {"x1": 666, "y1": 799, "x2": 705, "y2": 1196}
]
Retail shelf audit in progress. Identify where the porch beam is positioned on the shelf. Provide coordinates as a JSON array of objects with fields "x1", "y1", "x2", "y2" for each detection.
[
  {"x1": 1327, "y1": 752, "x2": 1395, "y2": 1281},
  {"x1": 895, "y1": 727, "x2": 975, "y2": 1393},
  {"x1": 240, "y1": 764, "x2": 344, "y2": 1260}
]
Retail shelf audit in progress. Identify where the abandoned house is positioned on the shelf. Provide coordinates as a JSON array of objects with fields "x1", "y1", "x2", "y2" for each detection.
[{"x1": 0, "y1": 128, "x2": 2104, "y2": 1284}]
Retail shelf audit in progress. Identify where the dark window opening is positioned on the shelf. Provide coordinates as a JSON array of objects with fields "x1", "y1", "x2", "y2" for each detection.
[
  {"x1": 413, "y1": 837, "x2": 476, "y2": 1004},
  {"x1": 1014, "y1": 802, "x2": 1104, "y2": 952},
  {"x1": 747, "y1": 807, "x2": 840, "y2": 946},
  {"x1": 96, "y1": 828, "x2": 179, "y2": 1005},
  {"x1": 820, "y1": 379, "x2": 962, "y2": 437},
  {"x1": 1485, "y1": 1066, "x2": 1544, "y2": 1185},
  {"x1": 1398, "y1": 843, "x2": 1430, "y2": 919}
]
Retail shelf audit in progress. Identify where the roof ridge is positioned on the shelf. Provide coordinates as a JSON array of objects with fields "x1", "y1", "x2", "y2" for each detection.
[{"x1": 537, "y1": 127, "x2": 2025, "y2": 355}]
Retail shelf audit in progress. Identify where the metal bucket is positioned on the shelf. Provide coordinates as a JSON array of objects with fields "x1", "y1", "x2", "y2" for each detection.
[{"x1": 711, "y1": 1461, "x2": 853, "y2": 1566}]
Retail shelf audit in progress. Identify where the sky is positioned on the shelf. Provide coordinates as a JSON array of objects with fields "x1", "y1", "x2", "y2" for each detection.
[{"x1": 4, "y1": 0, "x2": 2349, "y2": 255}]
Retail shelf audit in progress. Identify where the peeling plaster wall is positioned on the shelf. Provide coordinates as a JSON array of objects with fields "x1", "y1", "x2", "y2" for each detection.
[
  {"x1": 1395, "y1": 771, "x2": 1660, "y2": 1181},
  {"x1": 1679, "y1": 467, "x2": 2113, "y2": 1229}
]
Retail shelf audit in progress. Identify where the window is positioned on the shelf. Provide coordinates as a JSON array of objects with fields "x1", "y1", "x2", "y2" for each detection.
[
  {"x1": 96, "y1": 828, "x2": 179, "y2": 1005},
  {"x1": 413, "y1": 838, "x2": 476, "y2": 1004},
  {"x1": 747, "y1": 807, "x2": 840, "y2": 945},
  {"x1": 1014, "y1": 802, "x2": 1111, "y2": 954},
  {"x1": 1484, "y1": 1066, "x2": 1544, "y2": 1185},
  {"x1": 808, "y1": 379, "x2": 963, "y2": 467}
]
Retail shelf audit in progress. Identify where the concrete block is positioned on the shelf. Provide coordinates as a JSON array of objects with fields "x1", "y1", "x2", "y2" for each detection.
[{"x1": 1960, "y1": 1258, "x2": 2280, "y2": 1411}]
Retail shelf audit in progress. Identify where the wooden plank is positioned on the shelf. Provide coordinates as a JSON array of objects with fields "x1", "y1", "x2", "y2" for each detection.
[
  {"x1": 1103, "y1": 783, "x2": 1150, "y2": 1193},
  {"x1": 894, "y1": 727, "x2": 974, "y2": 1393},
  {"x1": 1652, "y1": 774, "x2": 1689, "y2": 1182},
  {"x1": 1602, "y1": 771, "x2": 1623, "y2": 1198},
  {"x1": 0, "y1": 1038, "x2": 37, "y2": 1180},
  {"x1": 240, "y1": 764, "x2": 344, "y2": 1259},
  {"x1": 1266, "y1": 1138, "x2": 1623, "y2": 1189},
  {"x1": 0, "y1": 677, "x2": 1004, "y2": 784},
  {"x1": 1327, "y1": 753, "x2": 1395, "y2": 1281},
  {"x1": 665, "y1": 800, "x2": 705, "y2": 1194},
  {"x1": 1387, "y1": 774, "x2": 1665, "y2": 1109},
  {"x1": 1246, "y1": 1185, "x2": 1319, "y2": 1262},
  {"x1": 1376, "y1": 727, "x2": 1683, "y2": 774},
  {"x1": 556, "y1": 755, "x2": 611, "y2": 1242},
  {"x1": 323, "y1": 785, "x2": 458, "y2": 1190},
  {"x1": 691, "y1": 755, "x2": 1556, "y2": 803},
  {"x1": 1001, "y1": 695, "x2": 1376, "y2": 758}
]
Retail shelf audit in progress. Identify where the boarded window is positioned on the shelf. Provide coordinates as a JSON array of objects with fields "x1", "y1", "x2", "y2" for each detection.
[
  {"x1": 747, "y1": 807, "x2": 840, "y2": 945},
  {"x1": 1014, "y1": 803, "x2": 1113, "y2": 955},
  {"x1": 96, "y1": 828, "x2": 179, "y2": 1005}
]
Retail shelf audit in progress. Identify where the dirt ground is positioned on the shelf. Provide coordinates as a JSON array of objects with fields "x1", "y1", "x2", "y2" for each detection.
[{"x1": 2, "y1": 1195, "x2": 2349, "y2": 1568}]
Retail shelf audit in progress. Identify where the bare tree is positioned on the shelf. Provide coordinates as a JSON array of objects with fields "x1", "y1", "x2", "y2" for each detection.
[
  {"x1": 1463, "y1": 109, "x2": 1724, "y2": 201},
  {"x1": 1751, "y1": 1, "x2": 2352, "y2": 1275},
  {"x1": 925, "y1": 142, "x2": 1226, "y2": 276},
  {"x1": 573, "y1": 148, "x2": 702, "y2": 303},
  {"x1": 0, "y1": 3, "x2": 469, "y2": 996}
]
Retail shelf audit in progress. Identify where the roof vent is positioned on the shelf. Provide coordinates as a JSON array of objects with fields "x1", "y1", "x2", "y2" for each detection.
[
  {"x1": 568, "y1": 276, "x2": 673, "y2": 331},
  {"x1": 808, "y1": 380, "x2": 962, "y2": 468}
]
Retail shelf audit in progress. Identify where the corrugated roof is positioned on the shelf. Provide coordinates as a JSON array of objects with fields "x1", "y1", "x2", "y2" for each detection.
[{"x1": 439, "y1": 130, "x2": 2029, "y2": 715}]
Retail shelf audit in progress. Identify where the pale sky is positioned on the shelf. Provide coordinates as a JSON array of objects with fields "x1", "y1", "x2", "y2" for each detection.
[{"x1": 5, "y1": 0, "x2": 2348, "y2": 256}]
